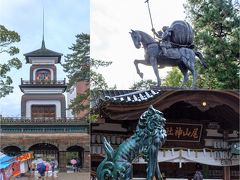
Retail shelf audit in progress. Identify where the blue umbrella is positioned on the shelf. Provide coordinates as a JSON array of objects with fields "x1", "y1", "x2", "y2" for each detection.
[{"x1": 37, "y1": 162, "x2": 46, "y2": 175}]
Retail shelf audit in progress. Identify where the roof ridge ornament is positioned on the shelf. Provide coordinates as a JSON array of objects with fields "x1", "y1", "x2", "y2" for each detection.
[
  {"x1": 41, "y1": 6, "x2": 46, "y2": 49},
  {"x1": 41, "y1": 39, "x2": 46, "y2": 49}
]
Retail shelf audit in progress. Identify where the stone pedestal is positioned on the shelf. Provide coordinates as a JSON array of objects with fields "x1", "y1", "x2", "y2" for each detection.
[{"x1": 59, "y1": 151, "x2": 67, "y2": 172}]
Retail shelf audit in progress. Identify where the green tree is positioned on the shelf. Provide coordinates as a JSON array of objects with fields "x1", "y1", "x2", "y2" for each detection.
[
  {"x1": 0, "y1": 25, "x2": 21, "y2": 98},
  {"x1": 129, "y1": 79, "x2": 157, "y2": 90},
  {"x1": 162, "y1": 67, "x2": 205, "y2": 88},
  {"x1": 90, "y1": 59, "x2": 112, "y2": 90},
  {"x1": 184, "y1": 0, "x2": 240, "y2": 89},
  {"x1": 63, "y1": 33, "x2": 111, "y2": 114},
  {"x1": 163, "y1": 67, "x2": 183, "y2": 87}
]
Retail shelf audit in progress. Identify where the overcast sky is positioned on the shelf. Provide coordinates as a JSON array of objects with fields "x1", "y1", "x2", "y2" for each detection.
[
  {"x1": 91, "y1": 0, "x2": 187, "y2": 89},
  {"x1": 0, "y1": 0, "x2": 89, "y2": 116}
]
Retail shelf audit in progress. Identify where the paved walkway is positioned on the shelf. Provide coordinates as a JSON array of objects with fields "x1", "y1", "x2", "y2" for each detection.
[
  {"x1": 58, "y1": 172, "x2": 90, "y2": 180},
  {"x1": 12, "y1": 172, "x2": 90, "y2": 180}
]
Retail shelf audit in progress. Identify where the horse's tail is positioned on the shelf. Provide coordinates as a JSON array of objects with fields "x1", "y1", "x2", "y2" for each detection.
[
  {"x1": 195, "y1": 51, "x2": 207, "y2": 68},
  {"x1": 96, "y1": 137, "x2": 114, "y2": 180}
]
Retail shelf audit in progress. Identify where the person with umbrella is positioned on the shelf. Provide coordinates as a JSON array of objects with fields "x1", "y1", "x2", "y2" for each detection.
[
  {"x1": 70, "y1": 158, "x2": 77, "y2": 172},
  {"x1": 37, "y1": 162, "x2": 46, "y2": 179}
]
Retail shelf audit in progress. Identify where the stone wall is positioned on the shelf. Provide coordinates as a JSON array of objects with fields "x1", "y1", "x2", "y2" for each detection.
[{"x1": 0, "y1": 133, "x2": 90, "y2": 172}]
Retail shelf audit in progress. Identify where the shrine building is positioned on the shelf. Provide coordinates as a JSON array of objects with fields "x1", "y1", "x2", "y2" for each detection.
[{"x1": 91, "y1": 90, "x2": 239, "y2": 180}]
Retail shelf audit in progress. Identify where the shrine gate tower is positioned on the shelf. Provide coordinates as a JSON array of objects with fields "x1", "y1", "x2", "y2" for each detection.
[{"x1": 19, "y1": 39, "x2": 67, "y2": 119}]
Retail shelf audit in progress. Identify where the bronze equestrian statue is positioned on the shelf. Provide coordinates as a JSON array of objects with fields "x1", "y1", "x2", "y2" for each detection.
[{"x1": 130, "y1": 20, "x2": 206, "y2": 89}]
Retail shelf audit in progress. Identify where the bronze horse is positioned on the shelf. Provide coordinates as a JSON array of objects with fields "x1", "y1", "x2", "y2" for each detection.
[{"x1": 130, "y1": 30, "x2": 206, "y2": 88}]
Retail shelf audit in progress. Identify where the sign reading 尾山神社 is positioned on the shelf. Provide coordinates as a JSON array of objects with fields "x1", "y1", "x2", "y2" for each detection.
[{"x1": 166, "y1": 123, "x2": 203, "y2": 142}]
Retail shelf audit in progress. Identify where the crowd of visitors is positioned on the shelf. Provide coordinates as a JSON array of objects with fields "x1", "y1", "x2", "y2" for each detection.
[{"x1": 31, "y1": 157, "x2": 58, "y2": 179}]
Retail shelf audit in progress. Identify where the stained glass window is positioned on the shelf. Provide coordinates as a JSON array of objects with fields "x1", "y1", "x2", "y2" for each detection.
[{"x1": 35, "y1": 69, "x2": 51, "y2": 81}]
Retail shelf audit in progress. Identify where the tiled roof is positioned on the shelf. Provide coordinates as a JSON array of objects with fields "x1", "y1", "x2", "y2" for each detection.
[
  {"x1": 24, "y1": 40, "x2": 62, "y2": 63},
  {"x1": 99, "y1": 89, "x2": 161, "y2": 104}
]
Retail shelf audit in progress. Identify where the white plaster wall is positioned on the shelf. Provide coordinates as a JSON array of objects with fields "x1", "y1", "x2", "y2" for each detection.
[
  {"x1": 26, "y1": 100, "x2": 61, "y2": 118},
  {"x1": 66, "y1": 88, "x2": 76, "y2": 117},
  {"x1": 30, "y1": 57, "x2": 58, "y2": 64},
  {"x1": 22, "y1": 88, "x2": 65, "y2": 94}
]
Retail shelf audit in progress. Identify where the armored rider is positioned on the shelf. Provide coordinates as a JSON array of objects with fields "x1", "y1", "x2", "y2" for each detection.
[{"x1": 152, "y1": 26, "x2": 172, "y2": 56}]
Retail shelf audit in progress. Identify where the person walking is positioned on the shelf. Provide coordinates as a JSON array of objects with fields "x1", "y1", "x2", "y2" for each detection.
[
  {"x1": 193, "y1": 170, "x2": 203, "y2": 180},
  {"x1": 76, "y1": 158, "x2": 81, "y2": 172},
  {"x1": 37, "y1": 162, "x2": 46, "y2": 180},
  {"x1": 50, "y1": 159, "x2": 56, "y2": 174}
]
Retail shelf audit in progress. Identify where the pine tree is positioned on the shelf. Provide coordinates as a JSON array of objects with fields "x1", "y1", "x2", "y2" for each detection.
[
  {"x1": 130, "y1": 79, "x2": 157, "y2": 90},
  {"x1": 184, "y1": 0, "x2": 240, "y2": 89},
  {"x1": 63, "y1": 33, "x2": 111, "y2": 114},
  {"x1": 0, "y1": 25, "x2": 21, "y2": 98}
]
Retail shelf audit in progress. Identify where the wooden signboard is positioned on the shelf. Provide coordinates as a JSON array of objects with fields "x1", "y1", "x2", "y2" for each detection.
[{"x1": 166, "y1": 123, "x2": 203, "y2": 142}]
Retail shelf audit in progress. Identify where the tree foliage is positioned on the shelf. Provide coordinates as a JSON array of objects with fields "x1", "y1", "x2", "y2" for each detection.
[
  {"x1": 163, "y1": 68, "x2": 184, "y2": 87},
  {"x1": 0, "y1": 25, "x2": 21, "y2": 98},
  {"x1": 184, "y1": 0, "x2": 240, "y2": 89},
  {"x1": 63, "y1": 33, "x2": 90, "y2": 89},
  {"x1": 129, "y1": 79, "x2": 157, "y2": 90},
  {"x1": 63, "y1": 33, "x2": 111, "y2": 115},
  {"x1": 91, "y1": 59, "x2": 112, "y2": 90},
  {"x1": 162, "y1": 67, "x2": 206, "y2": 88}
]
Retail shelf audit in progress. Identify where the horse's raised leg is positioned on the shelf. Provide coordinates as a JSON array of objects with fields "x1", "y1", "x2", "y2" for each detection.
[
  {"x1": 149, "y1": 57, "x2": 161, "y2": 86},
  {"x1": 134, "y1": 59, "x2": 149, "y2": 79},
  {"x1": 178, "y1": 64, "x2": 188, "y2": 87}
]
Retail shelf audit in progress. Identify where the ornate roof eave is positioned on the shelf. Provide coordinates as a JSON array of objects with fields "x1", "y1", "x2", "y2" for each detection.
[
  {"x1": 19, "y1": 84, "x2": 67, "y2": 93},
  {"x1": 95, "y1": 89, "x2": 239, "y2": 121},
  {"x1": 95, "y1": 89, "x2": 163, "y2": 121},
  {"x1": 24, "y1": 40, "x2": 63, "y2": 63}
]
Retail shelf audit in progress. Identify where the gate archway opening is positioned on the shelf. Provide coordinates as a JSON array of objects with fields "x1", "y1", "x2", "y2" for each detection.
[
  {"x1": 66, "y1": 145, "x2": 84, "y2": 169},
  {"x1": 29, "y1": 143, "x2": 59, "y2": 162},
  {"x1": 2, "y1": 146, "x2": 21, "y2": 156}
]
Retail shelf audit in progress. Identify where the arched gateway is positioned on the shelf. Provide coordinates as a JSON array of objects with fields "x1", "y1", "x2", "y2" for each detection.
[
  {"x1": 2, "y1": 146, "x2": 21, "y2": 156},
  {"x1": 66, "y1": 145, "x2": 84, "y2": 168},
  {"x1": 29, "y1": 143, "x2": 59, "y2": 162}
]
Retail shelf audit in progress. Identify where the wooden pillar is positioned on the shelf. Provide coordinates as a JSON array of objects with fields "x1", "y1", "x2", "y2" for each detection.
[
  {"x1": 83, "y1": 150, "x2": 90, "y2": 170},
  {"x1": 223, "y1": 129, "x2": 231, "y2": 180},
  {"x1": 224, "y1": 166, "x2": 230, "y2": 180},
  {"x1": 59, "y1": 151, "x2": 67, "y2": 172}
]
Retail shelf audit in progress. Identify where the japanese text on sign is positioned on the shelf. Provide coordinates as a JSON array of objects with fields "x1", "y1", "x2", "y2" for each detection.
[{"x1": 166, "y1": 123, "x2": 202, "y2": 142}]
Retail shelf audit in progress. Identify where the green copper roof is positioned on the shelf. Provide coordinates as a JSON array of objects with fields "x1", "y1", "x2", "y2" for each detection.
[{"x1": 24, "y1": 40, "x2": 63, "y2": 63}]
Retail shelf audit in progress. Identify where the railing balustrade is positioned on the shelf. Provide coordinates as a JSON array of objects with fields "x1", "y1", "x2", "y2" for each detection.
[
  {"x1": 1, "y1": 116, "x2": 89, "y2": 133},
  {"x1": 20, "y1": 78, "x2": 66, "y2": 85},
  {"x1": 0, "y1": 117, "x2": 88, "y2": 124},
  {"x1": 1, "y1": 127, "x2": 88, "y2": 133}
]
